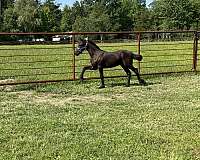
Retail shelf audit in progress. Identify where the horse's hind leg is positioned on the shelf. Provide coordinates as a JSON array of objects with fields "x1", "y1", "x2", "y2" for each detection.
[
  {"x1": 98, "y1": 67, "x2": 105, "y2": 88},
  {"x1": 129, "y1": 65, "x2": 146, "y2": 85},
  {"x1": 121, "y1": 65, "x2": 131, "y2": 87}
]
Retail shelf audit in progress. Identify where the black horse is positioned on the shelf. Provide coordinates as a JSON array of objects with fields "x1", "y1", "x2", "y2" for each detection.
[{"x1": 75, "y1": 39, "x2": 145, "y2": 88}]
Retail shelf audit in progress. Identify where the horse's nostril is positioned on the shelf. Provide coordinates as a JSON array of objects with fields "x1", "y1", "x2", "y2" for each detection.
[{"x1": 75, "y1": 51, "x2": 80, "y2": 56}]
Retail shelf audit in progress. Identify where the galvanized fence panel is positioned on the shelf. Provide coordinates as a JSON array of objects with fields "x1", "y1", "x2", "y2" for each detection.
[{"x1": 0, "y1": 31, "x2": 198, "y2": 86}]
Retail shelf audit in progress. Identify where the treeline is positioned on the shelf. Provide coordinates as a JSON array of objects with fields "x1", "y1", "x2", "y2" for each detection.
[{"x1": 0, "y1": 0, "x2": 200, "y2": 33}]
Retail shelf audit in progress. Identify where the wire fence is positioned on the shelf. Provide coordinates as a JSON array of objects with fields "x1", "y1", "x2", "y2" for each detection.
[{"x1": 0, "y1": 31, "x2": 199, "y2": 86}]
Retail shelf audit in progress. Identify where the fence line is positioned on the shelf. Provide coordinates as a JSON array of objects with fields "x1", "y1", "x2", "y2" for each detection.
[{"x1": 0, "y1": 31, "x2": 199, "y2": 86}]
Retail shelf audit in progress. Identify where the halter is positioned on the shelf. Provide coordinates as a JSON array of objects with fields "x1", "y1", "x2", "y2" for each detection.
[{"x1": 77, "y1": 40, "x2": 88, "y2": 53}]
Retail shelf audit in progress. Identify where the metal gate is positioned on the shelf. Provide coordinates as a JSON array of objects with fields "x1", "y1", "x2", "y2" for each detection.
[{"x1": 0, "y1": 31, "x2": 198, "y2": 86}]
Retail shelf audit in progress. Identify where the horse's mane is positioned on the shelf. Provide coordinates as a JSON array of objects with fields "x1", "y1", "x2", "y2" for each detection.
[{"x1": 88, "y1": 40, "x2": 102, "y2": 51}]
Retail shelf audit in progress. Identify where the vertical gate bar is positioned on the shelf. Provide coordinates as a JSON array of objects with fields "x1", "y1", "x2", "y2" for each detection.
[
  {"x1": 72, "y1": 34, "x2": 76, "y2": 80},
  {"x1": 137, "y1": 32, "x2": 141, "y2": 74},
  {"x1": 193, "y1": 31, "x2": 198, "y2": 73},
  {"x1": 196, "y1": 33, "x2": 199, "y2": 72}
]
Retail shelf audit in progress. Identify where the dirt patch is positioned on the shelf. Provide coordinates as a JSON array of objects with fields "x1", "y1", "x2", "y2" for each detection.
[
  {"x1": 17, "y1": 91, "x2": 113, "y2": 106},
  {"x1": 0, "y1": 79, "x2": 16, "y2": 92}
]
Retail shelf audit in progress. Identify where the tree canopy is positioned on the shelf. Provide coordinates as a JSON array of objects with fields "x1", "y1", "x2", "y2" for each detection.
[{"x1": 0, "y1": 0, "x2": 200, "y2": 32}]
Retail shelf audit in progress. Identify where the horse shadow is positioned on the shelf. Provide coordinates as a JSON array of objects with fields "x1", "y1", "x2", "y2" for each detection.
[{"x1": 109, "y1": 81, "x2": 161, "y2": 88}]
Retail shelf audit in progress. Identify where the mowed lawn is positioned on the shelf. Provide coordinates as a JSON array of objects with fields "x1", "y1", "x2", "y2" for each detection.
[{"x1": 0, "y1": 74, "x2": 200, "y2": 159}]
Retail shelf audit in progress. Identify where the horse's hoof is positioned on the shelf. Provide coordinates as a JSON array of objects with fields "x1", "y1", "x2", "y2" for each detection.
[
  {"x1": 139, "y1": 79, "x2": 146, "y2": 85},
  {"x1": 80, "y1": 78, "x2": 84, "y2": 82},
  {"x1": 99, "y1": 85, "x2": 105, "y2": 89}
]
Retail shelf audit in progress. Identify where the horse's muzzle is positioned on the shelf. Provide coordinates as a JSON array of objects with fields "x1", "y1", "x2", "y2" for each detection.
[
  {"x1": 75, "y1": 46, "x2": 86, "y2": 56},
  {"x1": 75, "y1": 48, "x2": 82, "y2": 56}
]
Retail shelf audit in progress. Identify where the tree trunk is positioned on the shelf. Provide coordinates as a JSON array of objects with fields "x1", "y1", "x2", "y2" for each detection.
[{"x1": 0, "y1": 0, "x2": 2, "y2": 15}]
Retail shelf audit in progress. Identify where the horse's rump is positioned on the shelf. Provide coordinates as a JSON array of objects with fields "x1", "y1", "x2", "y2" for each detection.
[{"x1": 131, "y1": 53, "x2": 143, "y2": 61}]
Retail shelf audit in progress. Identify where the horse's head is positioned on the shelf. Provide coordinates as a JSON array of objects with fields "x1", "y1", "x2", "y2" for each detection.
[{"x1": 75, "y1": 39, "x2": 88, "y2": 56}]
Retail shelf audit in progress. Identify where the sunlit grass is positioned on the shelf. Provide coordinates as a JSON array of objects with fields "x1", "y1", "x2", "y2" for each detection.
[{"x1": 0, "y1": 74, "x2": 199, "y2": 159}]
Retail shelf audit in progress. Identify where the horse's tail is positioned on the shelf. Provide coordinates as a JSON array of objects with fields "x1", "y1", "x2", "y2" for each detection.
[{"x1": 132, "y1": 53, "x2": 143, "y2": 61}]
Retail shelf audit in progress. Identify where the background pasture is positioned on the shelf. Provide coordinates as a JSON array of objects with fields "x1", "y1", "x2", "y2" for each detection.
[{"x1": 0, "y1": 40, "x2": 196, "y2": 85}]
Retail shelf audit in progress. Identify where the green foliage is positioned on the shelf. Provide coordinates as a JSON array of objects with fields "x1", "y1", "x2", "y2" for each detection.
[
  {"x1": 0, "y1": 0, "x2": 200, "y2": 32},
  {"x1": 73, "y1": 3, "x2": 111, "y2": 32},
  {"x1": 39, "y1": 0, "x2": 62, "y2": 32},
  {"x1": 14, "y1": 0, "x2": 41, "y2": 32},
  {"x1": 152, "y1": 0, "x2": 197, "y2": 30},
  {"x1": 0, "y1": 0, "x2": 14, "y2": 13},
  {"x1": 121, "y1": 0, "x2": 151, "y2": 31},
  {"x1": 60, "y1": 6, "x2": 72, "y2": 32},
  {"x1": 190, "y1": 0, "x2": 200, "y2": 29},
  {"x1": 2, "y1": 6, "x2": 17, "y2": 32},
  {"x1": 0, "y1": 0, "x2": 15, "y2": 31}
]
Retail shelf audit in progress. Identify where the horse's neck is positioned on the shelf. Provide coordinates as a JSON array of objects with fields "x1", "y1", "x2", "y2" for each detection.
[{"x1": 87, "y1": 44, "x2": 102, "y2": 58}]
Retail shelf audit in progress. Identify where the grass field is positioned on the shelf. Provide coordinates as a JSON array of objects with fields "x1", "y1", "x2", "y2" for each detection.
[
  {"x1": 0, "y1": 39, "x2": 199, "y2": 159},
  {"x1": 0, "y1": 73, "x2": 200, "y2": 159},
  {"x1": 0, "y1": 40, "x2": 197, "y2": 84}
]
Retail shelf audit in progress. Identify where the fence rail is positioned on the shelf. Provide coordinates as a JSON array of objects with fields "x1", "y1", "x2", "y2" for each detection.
[{"x1": 0, "y1": 31, "x2": 199, "y2": 86}]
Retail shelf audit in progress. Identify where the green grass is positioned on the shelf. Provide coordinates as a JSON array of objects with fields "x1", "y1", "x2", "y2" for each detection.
[
  {"x1": 0, "y1": 45, "x2": 74, "y2": 81},
  {"x1": 0, "y1": 73, "x2": 200, "y2": 159},
  {"x1": 140, "y1": 41, "x2": 194, "y2": 74},
  {"x1": 0, "y1": 41, "x2": 197, "y2": 84}
]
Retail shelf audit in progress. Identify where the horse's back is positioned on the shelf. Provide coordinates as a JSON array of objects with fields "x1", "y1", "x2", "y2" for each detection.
[
  {"x1": 101, "y1": 52, "x2": 122, "y2": 67},
  {"x1": 100, "y1": 50, "x2": 132, "y2": 67}
]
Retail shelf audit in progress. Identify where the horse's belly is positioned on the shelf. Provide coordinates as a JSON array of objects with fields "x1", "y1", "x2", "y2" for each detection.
[{"x1": 103, "y1": 58, "x2": 121, "y2": 68}]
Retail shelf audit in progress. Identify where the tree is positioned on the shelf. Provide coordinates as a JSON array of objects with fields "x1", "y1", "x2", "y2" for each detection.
[
  {"x1": 1, "y1": 0, "x2": 200, "y2": 33},
  {"x1": 138, "y1": 0, "x2": 146, "y2": 6},
  {"x1": 0, "y1": 0, "x2": 14, "y2": 31},
  {"x1": 0, "y1": 0, "x2": 14, "y2": 15},
  {"x1": 60, "y1": 0, "x2": 88, "y2": 32},
  {"x1": 104, "y1": 0, "x2": 122, "y2": 31},
  {"x1": 87, "y1": 4, "x2": 111, "y2": 32},
  {"x1": 13, "y1": 0, "x2": 41, "y2": 32},
  {"x1": 72, "y1": 3, "x2": 111, "y2": 32},
  {"x1": 39, "y1": 0, "x2": 61, "y2": 32},
  {"x1": 2, "y1": 5, "x2": 17, "y2": 32},
  {"x1": 0, "y1": 0, "x2": 2, "y2": 15},
  {"x1": 152, "y1": 0, "x2": 194, "y2": 30},
  {"x1": 121, "y1": 0, "x2": 150, "y2": 31},
  {"x1": 60, "y1": 5, "x2": 72, "y2": 32},
  {"x1": 190, "y1": 0, "x2": 200, "y2": 29},
  {"x1": 71, "y1": 1, "x2": 88, "y2": 24}
]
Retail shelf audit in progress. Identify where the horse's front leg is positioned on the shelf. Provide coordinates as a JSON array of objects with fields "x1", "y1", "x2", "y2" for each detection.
[
  {"x1": 80, "y1": 65, "x2": 96, "y2": 81},
  {"x1": 98, "y1": 67, "x2": 105, "y2": 89}
]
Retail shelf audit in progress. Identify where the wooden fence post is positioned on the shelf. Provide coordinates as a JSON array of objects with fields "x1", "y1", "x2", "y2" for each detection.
[
  {"x1": 72, "y1": 34, "x2": 76, "y2": 80},
  {"x1": 193, "y1": 31, "x2": 198, "y2": 73}
]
